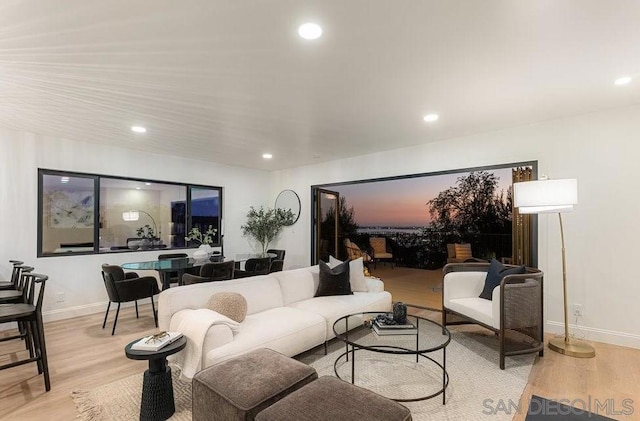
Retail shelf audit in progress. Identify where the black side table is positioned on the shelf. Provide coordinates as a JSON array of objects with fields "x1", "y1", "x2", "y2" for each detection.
[{"x1": 125, "y1": 336, "x2": 187, "y2": 421}]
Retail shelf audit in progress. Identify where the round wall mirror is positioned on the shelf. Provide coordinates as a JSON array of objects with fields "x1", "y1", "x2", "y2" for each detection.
[{"x1": 275, "y1": 189, "x2": 301, "y2": 225}]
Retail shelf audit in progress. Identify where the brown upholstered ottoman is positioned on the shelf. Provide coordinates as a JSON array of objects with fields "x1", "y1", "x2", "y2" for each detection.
[
  {"x1": 192, "y1": 348, "x2": 318, "y2": 421},
  {"x1": 255, "y1": 376, "x2": 413, "y2": 421}
]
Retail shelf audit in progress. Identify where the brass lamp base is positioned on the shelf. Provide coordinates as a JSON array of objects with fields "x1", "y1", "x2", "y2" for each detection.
[{"x1": 548, "y1": 337, "x2": 596, "y2": 358}]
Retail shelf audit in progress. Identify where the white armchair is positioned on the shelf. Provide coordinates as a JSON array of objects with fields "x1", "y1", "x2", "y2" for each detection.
[{"x1": 442, "y1": 262, "x2": 544, "y2": 369}]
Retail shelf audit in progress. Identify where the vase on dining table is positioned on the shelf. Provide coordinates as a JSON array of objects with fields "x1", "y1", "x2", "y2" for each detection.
[{"x1": 193, "y1": 244, "x2": 211, "y2": 260}]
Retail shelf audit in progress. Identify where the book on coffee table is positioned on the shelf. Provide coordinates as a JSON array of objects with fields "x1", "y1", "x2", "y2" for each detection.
[
  {"x1": 373, "y1": 324, "x2": 417, "y2": 336},
  {"x1": 373, "y1": 319, "x2": 416, "y2": 329},
  {"x1": 372, "y1": 319, "x2": 417, "y2": 335},
  {"x1": 131, "y1": 331, "x2": 183, "y2": 352}
]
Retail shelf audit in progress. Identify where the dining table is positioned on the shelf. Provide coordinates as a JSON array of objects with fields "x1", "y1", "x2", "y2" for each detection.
[{"x1": 121, "y1": 253, "x2": 277, "y2": 290}]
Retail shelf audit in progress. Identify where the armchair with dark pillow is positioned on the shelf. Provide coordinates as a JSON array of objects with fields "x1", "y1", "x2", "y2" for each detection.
[{"x1": 442, "y1": 261, "x2": 543, "y2": 369}]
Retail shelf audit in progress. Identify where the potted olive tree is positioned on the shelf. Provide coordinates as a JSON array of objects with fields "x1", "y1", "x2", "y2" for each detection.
[{"x1": 241, "y1": 206, "x2": 294, "y2": 254}]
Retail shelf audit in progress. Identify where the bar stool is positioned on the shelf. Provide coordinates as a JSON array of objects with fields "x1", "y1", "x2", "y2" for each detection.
[
  {"x1": 0, "y1": 273, "x2": 51, "y2": 391},
  {"x1": 0, "y1": 260, "x2": 25, "y2": 290},
  {"x1": 0, "y1": 266, "x2": 34, "y2": 303}
]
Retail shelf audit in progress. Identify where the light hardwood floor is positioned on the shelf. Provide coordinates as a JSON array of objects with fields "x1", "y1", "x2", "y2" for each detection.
[{"x1": 1, "y1": 272, "x2": 638, "y2": 420}]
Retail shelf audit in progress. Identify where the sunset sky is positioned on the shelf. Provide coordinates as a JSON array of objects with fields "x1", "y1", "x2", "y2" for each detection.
[{"x1": 325, "y1": 168, "x2": 512, "y2": 227}]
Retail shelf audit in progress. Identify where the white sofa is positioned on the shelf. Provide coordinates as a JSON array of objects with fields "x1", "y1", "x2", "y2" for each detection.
[
  {"x1": 442, "y1": 262, "x2": 544, "y2": 369},
  {"x1": 158, "y1": 265, "x2": 392, "y2": 369}
]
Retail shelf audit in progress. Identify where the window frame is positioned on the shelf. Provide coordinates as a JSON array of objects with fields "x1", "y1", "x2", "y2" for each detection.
[{"x1": 37, "y1": 168, "x2": 223, "y2": 257}]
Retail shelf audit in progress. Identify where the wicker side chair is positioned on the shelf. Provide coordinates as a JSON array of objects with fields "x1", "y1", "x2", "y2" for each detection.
[
  {"x1": 344, "y1": 239, "x2": 372, "y2": 265},
  {"x1": 369, "y1": 237, "x2": 394, "y2": 268},
  {"x1": 442, "y1": 262, "x2": 544, "y2": 369}
]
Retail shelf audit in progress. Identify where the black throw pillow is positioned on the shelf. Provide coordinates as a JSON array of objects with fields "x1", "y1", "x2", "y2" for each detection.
[
  {"x1": 315, "y1": 260, "x2": 353, "y2": 297},
  {"x1": 479, "y1": 259, "x2": 526, "y2": 300}
]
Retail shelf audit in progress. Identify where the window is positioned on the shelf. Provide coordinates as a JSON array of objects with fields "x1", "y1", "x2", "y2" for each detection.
[
  {"x1": 99, "y1": 178, "x2": 187, "y2": 251},
  {"x1": 186, "y1": 187, "x2": 221, "y2": 247},
  {"x1": 39, "y1": 172, "x2": 97, "y2": 254},
  {"x1": 38, "y1": 169, "x2": 222, "y2": 256}
]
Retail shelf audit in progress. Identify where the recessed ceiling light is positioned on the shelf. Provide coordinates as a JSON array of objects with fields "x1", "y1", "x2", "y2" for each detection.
[
  {"x1": 145, "y1": 182, "x2": 151, "y2": 186},
  {"x1": 131, "y1": 126, "x2": 147, "y2": 133},
  {"x1": 423, "y1": 114, "x2": 439, "y2": 123},
  {"x1": 298, "y1": 23, "x2": 322, "y2": 40},
  {"x1": 614, "y1": 76, "x2": 632, "y2": 86},
  {"x1": 136, "y1": 187, "x2": 141, "y2": 190},
  {"x1": 262, "y1": 153, "x2": 273, "y2": 160}
]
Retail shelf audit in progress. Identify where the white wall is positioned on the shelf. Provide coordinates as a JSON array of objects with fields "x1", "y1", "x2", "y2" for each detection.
[
  {"x1": 0, "y1": 129, "x2": 270, "y2": 322},
  {"x1": 270, "y1": 104, "x2": 640, "y2": 349}
]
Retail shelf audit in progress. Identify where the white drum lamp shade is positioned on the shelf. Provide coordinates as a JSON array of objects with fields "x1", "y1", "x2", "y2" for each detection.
[
  {"x1": 122, "y1": 211, "x2": 140, "y2": 221},
  {"x1": 513, "y1": 179, "x2": 577, "y2": 214}
]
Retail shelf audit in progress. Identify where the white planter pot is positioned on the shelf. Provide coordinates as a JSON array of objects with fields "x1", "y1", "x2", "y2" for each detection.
[{"x1": 193, "y1": 244, "x2": 211, "y2": 260}]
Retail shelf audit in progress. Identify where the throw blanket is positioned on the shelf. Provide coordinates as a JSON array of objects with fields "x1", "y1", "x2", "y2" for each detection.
[{"x1": 168, "y1": 308, "x2": 240, "y2": 379}]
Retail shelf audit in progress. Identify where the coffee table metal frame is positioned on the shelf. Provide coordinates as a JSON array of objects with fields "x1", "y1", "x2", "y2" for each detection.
[
  {"x1": 125, "y1": 336, "x2": 187, "y2": 421},
  {"x1": 332, "y1": 311, "x2": 451, "y2": 404}
]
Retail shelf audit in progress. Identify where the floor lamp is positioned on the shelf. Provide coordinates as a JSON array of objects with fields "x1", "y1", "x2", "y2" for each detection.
[{"x1": 513, "y1": 178, "x2": 595, "y2": 358}]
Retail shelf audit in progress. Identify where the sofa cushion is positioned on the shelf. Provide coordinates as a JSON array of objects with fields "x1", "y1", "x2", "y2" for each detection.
[
  {"x1": 288, "y1": 291, "x2": 393, "y2": 340},
  {"x1": 204, "y1": 307, "x2": 327, "y2": 367},
  {"x1": 315, "y1": 261, "x2": 352, "y2": 297},
  {"x1": 206, "y1": 292, "x2": 248, "y2": 323},
  {"x1": 158, "y1": 275, "x2": 284, "y2": 329},
  {"x1": 479, "y1": 259, "x2": 526, "y2": 300},
  {"x1": 271, "y1": 267, "x2": 319, "y2": 306},
  {"x1": 329, "y1": 256, "x2": 368, "y2": 292},
  {"x1": 448, "y1": 297, "x2": 498, "y2": 329}
]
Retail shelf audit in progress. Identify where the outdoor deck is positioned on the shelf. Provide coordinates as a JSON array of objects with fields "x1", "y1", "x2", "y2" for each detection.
[{"x1": 369, "y1": 265, "x2": 443, "y2": 310}]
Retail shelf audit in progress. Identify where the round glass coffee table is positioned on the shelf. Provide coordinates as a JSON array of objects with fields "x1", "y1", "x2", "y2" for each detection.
[{"x1": 332, "y1": 311, "x2": 450, "y2": 403}]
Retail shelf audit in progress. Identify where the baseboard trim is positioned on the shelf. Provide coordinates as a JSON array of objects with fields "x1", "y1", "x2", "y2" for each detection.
[
  {"x1": 42, "y1": 300, "x2": 151, "y2": 323},
  {"x1": 546, "y1": 320, "x2": 640, "y2": 349}
]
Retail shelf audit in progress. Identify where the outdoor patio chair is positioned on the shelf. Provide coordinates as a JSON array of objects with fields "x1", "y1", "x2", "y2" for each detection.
[
  {"x1": 369, "y1": 237, "x2": 394, "y2": 268},
  {"x1": 344, "y1": 239, "x2": 372, "y2": 265},
  {"x1": 446, "y1": 243, "x2": 487, "y2": 263}
]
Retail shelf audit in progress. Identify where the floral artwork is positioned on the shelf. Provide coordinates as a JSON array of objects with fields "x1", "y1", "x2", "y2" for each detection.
[{"x1": 47, "y1": 190, "x2": 94, "y2": 228}]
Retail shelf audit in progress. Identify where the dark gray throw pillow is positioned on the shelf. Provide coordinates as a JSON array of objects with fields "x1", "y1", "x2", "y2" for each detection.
[
  {"x1": 479, "y1": 259, "x2": 526, "y2": 300},
  {"x1": 315, "y1": 260, "x2": 352, "y2": 297}
]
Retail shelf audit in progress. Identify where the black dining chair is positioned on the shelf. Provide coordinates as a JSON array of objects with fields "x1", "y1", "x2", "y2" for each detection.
[
  {"x1": 234, "y1": 257, "x2": 271, "y2": 278},
  {"x1": 0, "y1": 260, "x2": 25, "y2": 290},
  {"x1": 157, "y1": 253, "x2": 194, "y2": 287},
  {"x1": 0, "y1": 272, "x2": 51, "y2": 391},
  {"x1": 182, "y1": 261, "x2": 235, "y2": 285},
  {"x1": 269, "y1": 260, "x2": 284, "y2": 273},
  {"x1": 266, "y1": 249, "x2": 286, "y2": 261},
  {"x1": 101, "y1": 264, "x2": 160, "y2": 335}
]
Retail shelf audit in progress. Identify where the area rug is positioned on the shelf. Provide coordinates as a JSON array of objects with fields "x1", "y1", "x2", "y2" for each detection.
[{"x1": 72, "y1": 330, "x2": 534, "y2": 420}]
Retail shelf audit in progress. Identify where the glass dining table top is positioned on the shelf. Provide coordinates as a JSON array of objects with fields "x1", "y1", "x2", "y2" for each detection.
[{"x1": 121, "y1": 253, "x2": 276, "y2": 272}]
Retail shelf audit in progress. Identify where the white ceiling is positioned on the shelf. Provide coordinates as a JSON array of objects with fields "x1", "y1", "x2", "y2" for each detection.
[{"x1": 1, "y1": 1, "x2": 639, "y2": 170}]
